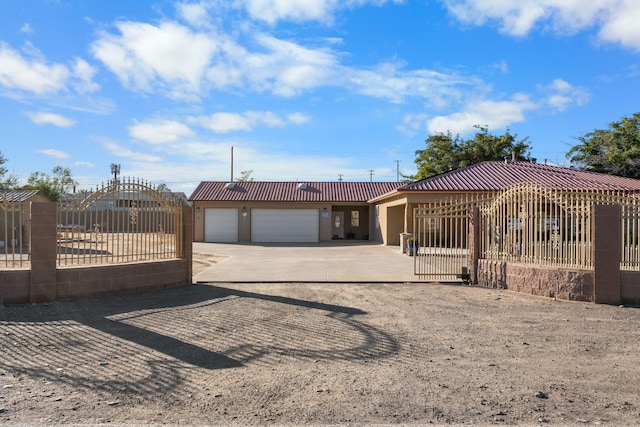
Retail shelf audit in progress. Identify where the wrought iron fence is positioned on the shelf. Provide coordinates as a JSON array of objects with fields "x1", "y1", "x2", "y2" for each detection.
[
  {"x1": 478, "y1": 185, "x2": 640, "y2": 270},
  {"x1": 0, "y1": 194, "x2": 29, "y2": 269},
  {"x1": 57, "y1": 178, "x2": 184, "y2": 266},
  {"x1": 413, "y1": 185, "x2": 640, "y2": 271}
]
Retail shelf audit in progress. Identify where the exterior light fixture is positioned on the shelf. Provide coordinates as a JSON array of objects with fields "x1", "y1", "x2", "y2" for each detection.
[
  {"x1": 242, "y1": 207, "x2": 247, "y2": 217},
  {"x1": 196, "y1": 206, "x2": 200, "y2": 213}
]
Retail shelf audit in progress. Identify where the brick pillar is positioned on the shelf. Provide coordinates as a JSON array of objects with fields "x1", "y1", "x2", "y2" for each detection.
[
  {"x1": 182, "y1": 205, "x2": 193, "y2": 284},
  {"x1": 30, "y1": 202, "x2": 57, "y2": 303},
  {"x1": 593, "y1": 204, "x2": 621, "y2": 304},
  {"x1": 468, "y1": 207, "x2": 480, "y2": 285}
]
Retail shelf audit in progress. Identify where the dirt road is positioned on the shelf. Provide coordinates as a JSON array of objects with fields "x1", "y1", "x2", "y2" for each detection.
[{"x1": 1, "y1": 260, "x2": 639, "y2": 425}]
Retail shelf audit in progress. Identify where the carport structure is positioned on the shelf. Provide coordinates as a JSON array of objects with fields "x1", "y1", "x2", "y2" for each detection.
[{"x1": 189, "y1": 181, "x2": 404, "y2": 243}]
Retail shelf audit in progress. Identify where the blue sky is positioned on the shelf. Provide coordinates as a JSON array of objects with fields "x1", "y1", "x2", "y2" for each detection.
[{"x1": 1, "y1": 0, "x2": 639, "y2": 195}]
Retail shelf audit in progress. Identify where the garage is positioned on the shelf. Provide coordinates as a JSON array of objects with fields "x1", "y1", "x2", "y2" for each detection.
[
  {"x1": 204, "y1": 208, "x2": 238, "y2": 242},
  {"x1": 251, "y1": 209, "x2": 319, "y2": 242}
]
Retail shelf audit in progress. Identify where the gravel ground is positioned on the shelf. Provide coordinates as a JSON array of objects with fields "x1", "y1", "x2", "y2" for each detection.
[{"x1": 0, "y1": 254, "x2": 639, "y2": 425}]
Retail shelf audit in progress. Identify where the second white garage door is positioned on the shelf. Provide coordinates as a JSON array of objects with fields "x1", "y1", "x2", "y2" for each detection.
[{"x1": 251, "y1": 209, "x2": 319, "y2": 242}]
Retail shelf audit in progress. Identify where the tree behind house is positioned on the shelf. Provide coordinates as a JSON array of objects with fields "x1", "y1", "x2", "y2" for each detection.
[
  {"x1": 412, "y1": 125, "x2": 531, "y2": 180},
  {"x1": 566, "y1": 112, "x2": 640, "y2": 179},
  {"x1": 0, "y1": 151, "x2": 18, "y2": 190},
  {"x1": 25, "y1": 166, "x2": 77, "y2": 202}
]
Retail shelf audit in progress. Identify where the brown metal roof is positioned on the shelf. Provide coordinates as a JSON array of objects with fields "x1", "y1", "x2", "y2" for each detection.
[
  {"x1": 189, "y1": 181, "x2": 405, "y2": 203},
  {"x1": 397, "y1": 161, "x2": 640, "y2": 192}
]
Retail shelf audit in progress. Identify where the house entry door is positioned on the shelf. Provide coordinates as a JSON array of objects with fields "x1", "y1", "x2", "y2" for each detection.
[{"x1": 333, "y1": 212, "x2": 344, "y2": 239}]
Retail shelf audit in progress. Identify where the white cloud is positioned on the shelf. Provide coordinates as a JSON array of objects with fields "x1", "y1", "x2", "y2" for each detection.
[
  {"x1": 91, "y1": 21, "x2": 218, "y2": 99},
  {"x1": 197, "y1": 110, "x2": 310, "y2": 133},
  {"x1": 244, "y1": 0, "x2": 405, "y2": 25},
  {"x1": 427, "y1": 93, "x2": 536, "y2": 135},
  {"x1": 0, "y1": 42, "x2": 100, "y2": 97},
  {"x1": 177, "y1": 2, "x2": 211, "y2": 27},
  {"x1": 541, "y1": 78, "x2": 589, "y2": 112},
  {"x1": 0, "y1": 42, "x2": 69, "y2": 94},
  {"x1": 26, "y1": 111, "x2": 76, "y2": 128},
  {"x1": 244, "y1": 34, "x2": 337, "y2": 97},
  {"x1": 36, "y1": 148, "x2": 71, "y2": 159},
  {"x1": 128, "y1": 119, "x2": 194, "y2": 144},
  {"x1": 598, "y1": 1, "x2": 640, "y2": 51},
  {"x1": 101, "y1": 139, "x2": 164, "y2": 162},
  {"x1": 442, "y1": 0, "x2": 640, "y2": 50},
  {"x1": 90, "y1": 9, "x2": 476, "y2": 105},
  {"x1": 74, "y1": 161, "x2": 95, "y2": 168},
  {"x1": 245, "y1": 0, "x2": 336, "y2": 24},
  {"x1": 287, "y1": 112, "x2": 311, "y2": 125},
  {"x1": 345, "y1": 61, "x2": 474, "y2": 105},
  {"x1": 396, "y1": 113, "x2": 428, "y2": 137},
  {"x1": 71, "y1": 58, "x2": 100, "y2": 93},
  {"x1": 20, "y1": 23, "x2": 33, "y2": 35}
]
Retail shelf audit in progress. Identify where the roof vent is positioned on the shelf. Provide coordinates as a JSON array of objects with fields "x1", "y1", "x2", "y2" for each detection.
[
  {"x1": 297, "y1": 183, "x2": 308, "y2": 190},
  {"x1": 225, "y1": 182, "x2": 236, "y2": 190}
]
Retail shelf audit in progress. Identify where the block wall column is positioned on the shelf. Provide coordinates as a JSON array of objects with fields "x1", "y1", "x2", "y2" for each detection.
[
  {"x1": 30, "y1": 202, "x2": 57, "y2": 303},
  {"x1": 468, "y1": 207, "x2": 480, "y2": 285},
  {"x1": 593, "y1": 204, "x2": 621, "y2": 304}
]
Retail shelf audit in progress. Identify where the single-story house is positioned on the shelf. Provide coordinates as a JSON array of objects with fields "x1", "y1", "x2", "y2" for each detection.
[
  {"x1": 189, "y1": 161, "x2": 640, "y2": 245},
  {"x1": 371, "y1": 160, "x2": 640, "y2": 246},
  {"x1": 188, "y1": 181, "x2": 405, "y2": 243}
]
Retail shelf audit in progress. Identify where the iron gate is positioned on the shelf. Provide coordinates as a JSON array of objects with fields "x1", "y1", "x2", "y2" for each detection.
[{"x1": 413, "y1": 201, "x2": 471, "y2": 283}]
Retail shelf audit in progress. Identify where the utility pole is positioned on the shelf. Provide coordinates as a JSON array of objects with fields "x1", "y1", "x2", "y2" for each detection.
[
  {"x1": 368, "y1": 169, "x2": 374, "y2": 182},
  {"x1": 338, "y1": 174, "x2": 343, "y2": 182},
  {"x1": 394, "y1": 160, "x2": 401, "y2": 182}
]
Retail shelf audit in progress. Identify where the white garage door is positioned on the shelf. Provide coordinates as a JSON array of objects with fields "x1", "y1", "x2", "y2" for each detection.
[
  {"x1": 251, "y1": 209, "x2": 319, "y2": 242},
  {"x1": 204, "y1": 208, "x2": 238, "y2": 243}
]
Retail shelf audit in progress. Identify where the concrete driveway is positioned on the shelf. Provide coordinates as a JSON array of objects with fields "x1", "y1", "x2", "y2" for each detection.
[{"x1": 193, "y1": 241, "x2": 420, "y2": 283}]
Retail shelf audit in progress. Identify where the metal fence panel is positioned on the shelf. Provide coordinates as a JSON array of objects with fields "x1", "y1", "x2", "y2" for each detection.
[
  {"x1": 413, "y1": 194, "x2": 481, "y2": 282},
  {"x1": 412, "y1": 185, "x2": 640, "y2": 277},
  {"x1": 57, "y1": 178, "x2": 183, "y2": 266},
  {"x1": 0, "y1": 195, "x2": 29, "y2": 269}
]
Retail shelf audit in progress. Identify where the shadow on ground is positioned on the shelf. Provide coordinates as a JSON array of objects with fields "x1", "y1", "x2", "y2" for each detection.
[{"x1": 0, "y1": 284, "x2": 399, "y2": 397}]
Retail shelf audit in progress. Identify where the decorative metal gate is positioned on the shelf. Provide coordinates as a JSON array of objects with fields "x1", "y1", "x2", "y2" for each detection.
[{"x1": 413, "y1": 198, "x2": 473, "y2": 283}]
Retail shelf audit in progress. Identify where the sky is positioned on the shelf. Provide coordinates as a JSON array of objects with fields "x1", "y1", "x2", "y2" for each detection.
[{"x1": 1, "y1": 0, "x2": 639, "y2": 196}]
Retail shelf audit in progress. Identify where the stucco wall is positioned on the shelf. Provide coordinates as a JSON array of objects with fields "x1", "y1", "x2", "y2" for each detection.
[{"x1": 477, "y1": 259, "x2": 594, "y2": 302}]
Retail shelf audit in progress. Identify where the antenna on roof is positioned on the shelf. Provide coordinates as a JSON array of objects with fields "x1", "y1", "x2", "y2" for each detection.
[{"x1": 230, "y1": 146, "x2": 234, "y2": 182}]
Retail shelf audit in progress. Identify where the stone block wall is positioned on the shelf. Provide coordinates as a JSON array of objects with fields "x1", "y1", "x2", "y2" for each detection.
[{"x1": 476, "y1": 259, "x2": 593, "y2": 302}]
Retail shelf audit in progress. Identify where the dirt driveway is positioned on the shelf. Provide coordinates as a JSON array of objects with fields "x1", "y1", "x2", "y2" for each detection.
[{"x1": 2, "y1": 272, "x2": 640, "y2": 425}]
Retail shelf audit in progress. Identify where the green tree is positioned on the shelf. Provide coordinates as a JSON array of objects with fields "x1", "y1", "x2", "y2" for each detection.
[
  {"x1": 412, "y1": 126, "x2": 531, "y2": 180},
  {"x1": 0, "y1": 151, "x2": 18, "y2": 190},
  {"x1": 26, "y1": 166, "x2": 77, "y2": 202},
  {"x1": 566, "y1": 112, "x2": 640, "y2": 179},
  {"x1": 236, "y1": 169, "x2": 254, "y2": 182}
]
